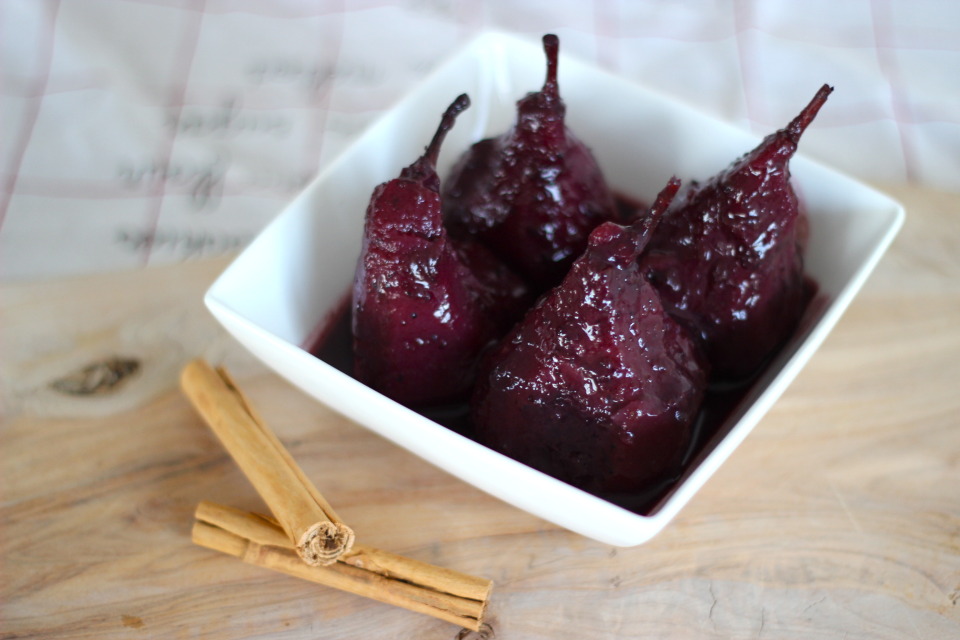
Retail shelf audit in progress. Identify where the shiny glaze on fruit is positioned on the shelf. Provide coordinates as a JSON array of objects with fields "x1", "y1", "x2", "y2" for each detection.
[
  {"x1": 443, "y1": 34, "x2": 618, "y2": 293},
  {"x1": 471, "y1": 180, "x2": 710, "y2": 494},
  {"x1": 641, "y1": 84, "x2": 832, "y2": 381},
  {"x1": 352, "y1": 94, "x2": 528, "y2": 407}
]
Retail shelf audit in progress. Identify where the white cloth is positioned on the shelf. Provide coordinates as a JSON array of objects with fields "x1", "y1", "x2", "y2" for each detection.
[{"x1": 2, "y1": 0, "x2": 957, "y2": 281}]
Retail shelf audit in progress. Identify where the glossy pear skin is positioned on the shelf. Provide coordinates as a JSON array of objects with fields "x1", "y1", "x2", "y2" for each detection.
[
  {"x1": 352, "y1": 94, "x2": 528, "y2": 407},
  {"x1": 443, "y1": 34, "x2": 618, "y2": 293},
  {"x1": 472, "y1": 179, "x2": 709, "y2": 494},
  {"x1": 641, "y1": 84, "x2": 832, "y2": 381}
]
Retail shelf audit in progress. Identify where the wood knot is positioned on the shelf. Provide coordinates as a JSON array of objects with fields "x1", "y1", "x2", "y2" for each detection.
[
  {"x1": 456, "y1": 622, "x2": 495, "y2": 639},
  {"x1": 49, "y1": 357, "x2": 141, "y2": 396},
  {"x1": 120, "y1": 614, "x2": 145, "y2": 629}
]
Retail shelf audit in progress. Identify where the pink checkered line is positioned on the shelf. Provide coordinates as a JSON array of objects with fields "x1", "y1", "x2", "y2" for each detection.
[
  {"x1": 136, "y1": 0, "x2": 207, "y2": 267},
  {"x1": 870, "y1": 0, "x2": 919, "y2": 183},
  {"x1": 0, "y1": 0, "x2": 62, "y2": 231}
]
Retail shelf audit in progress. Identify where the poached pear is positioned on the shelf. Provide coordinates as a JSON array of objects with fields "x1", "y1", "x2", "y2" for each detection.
[
  {"x1": 443, "y1": 34, "x2": 618, "y2": 294},
  {"x1": 640, "y1": 84, "x2": 833, "y2": 382},
  {"x1": 472, "y1": 178, "x2": 708, "y2": 496},
  {"x1": 352, "y1": 94, "x2": 528, "y2": 407}
]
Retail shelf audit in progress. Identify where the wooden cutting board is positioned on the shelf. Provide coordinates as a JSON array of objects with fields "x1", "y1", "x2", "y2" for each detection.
[{"x1": 2, "y1": 183, "x2": 959, "y2": 639}]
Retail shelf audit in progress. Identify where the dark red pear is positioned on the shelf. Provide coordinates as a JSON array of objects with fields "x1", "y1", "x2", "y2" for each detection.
[
  {"x1": 442, "y1": 34, "x2": 618, "y2": 294},
  {"x1": 352, "y1": 94, "x2": 528, "y2": 408},
  {"x1": 640, "y1": 84, "x2": 833, "y2": 382},
  {"x1": 472, "y1": 178, "x2": 708, "y2": 496}
]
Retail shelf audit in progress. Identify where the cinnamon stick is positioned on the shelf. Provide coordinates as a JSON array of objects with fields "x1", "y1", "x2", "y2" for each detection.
[
  {"x1": 193, "y1": 501, "x2": 491, "y2": 630},
  {"x1": 180, "y1": 359, "x2": 354, "y2": 565}
]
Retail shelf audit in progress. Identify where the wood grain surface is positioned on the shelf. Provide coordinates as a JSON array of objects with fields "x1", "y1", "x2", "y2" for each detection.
[{"x1": 2, "y1": 183, "x2": 958, "y2": 639}]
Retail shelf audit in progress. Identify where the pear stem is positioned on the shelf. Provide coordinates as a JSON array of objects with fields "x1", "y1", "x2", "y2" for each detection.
[
  {"x1": 786, "y1": 84, "x2": 833, "y2": 143},
  {"x1": 424, "y1": 93, "x2": 470, "y2": 167},
  {"x1": 633, "y1": 177, "x2": 681, "y2": 253},
  {"x1": 542, "y1": 34, "x2": 560, "y2": 98}
]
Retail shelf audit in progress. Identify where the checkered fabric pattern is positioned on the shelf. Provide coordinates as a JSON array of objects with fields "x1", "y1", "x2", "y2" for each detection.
[{"x1": 2, "y1": 0, "x2": 957, "y2": 280}]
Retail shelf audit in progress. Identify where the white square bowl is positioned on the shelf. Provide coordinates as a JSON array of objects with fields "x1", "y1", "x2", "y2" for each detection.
[{"x1": 205, "y1": 31, "x2": 904, "y2": 547}]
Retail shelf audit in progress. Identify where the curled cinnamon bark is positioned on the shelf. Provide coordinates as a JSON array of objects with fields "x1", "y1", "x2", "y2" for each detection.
[{"x1": 180, "y1": 359, "x2": 354, "y2": 565}]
